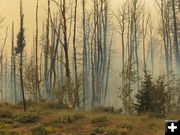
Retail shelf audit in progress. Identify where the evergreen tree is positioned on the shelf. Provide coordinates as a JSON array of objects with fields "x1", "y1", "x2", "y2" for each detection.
[
  {"x1": 15, "y1": 0, "x2": 26, "y2": 112},
  {"x1": 133, "y1": 74, "x2": 154, "y2": 113},
  {"x1": 134, "y1": 74, "x2": 170, "y2": 114}
]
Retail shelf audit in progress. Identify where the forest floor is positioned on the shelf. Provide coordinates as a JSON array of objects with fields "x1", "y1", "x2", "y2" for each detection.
[{"x1": 0, "y1": 103, "x2": 180, "y2": 135}]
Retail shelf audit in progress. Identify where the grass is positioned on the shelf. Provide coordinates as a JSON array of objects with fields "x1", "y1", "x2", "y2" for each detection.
[
  {"x1": 31, "y1": 125, "x2": 49, "y2": 135},
  {"x1": 104, "y1": 128, "x2": 120, "y2": 135},
  {"x1": 0, "y1": 103, "x2": 179, "y2": 135},
  {"x1": 14, "y1": 112, "x2": 39, "y2": 123},
  {"x1": 59, "y1": 112, "x2": 85, "y2": 124},
  {"x1": 90, "y1": 116, "x2": 108, "y2": 127},
  {"x1": 0, "y1": 109, "x2": 13, "y2": 118}
]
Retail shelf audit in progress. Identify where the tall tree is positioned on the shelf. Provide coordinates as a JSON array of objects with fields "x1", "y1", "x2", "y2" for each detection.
[
  {"x1": 0, "y1": 26, "x2": 8, "y2": 101},
  {"x1": 172, "y1": 0, "x2": 180, "y2": 77},
  {"x1": 35, "y1": 0, "x2": 40, "y2": 102},
  {"x1": 11, "y1": 22, "x2": 17, "y2": 104},
  {"x1": 115, "y1": 2, "x2": 127, "y2": 99},
  {"x1": 15, "y1": 0, "x2": 26, "y2": 112},
  {"x1": 62, "y1": 0, "x2": 73, "y2": 105},
  {"x1": 44, "y1": 0, "x2": 50, "y2": 100},
  {"x1": 73, "y1": 0, "x2": 79, "y2": 109}
]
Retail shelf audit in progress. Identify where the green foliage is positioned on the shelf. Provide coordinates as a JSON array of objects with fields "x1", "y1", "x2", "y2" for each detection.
[
  {"x1": 134, "y1": 74, "x2": 173, "y2": 115},
  {"x1": 118, "y1": 122, "x2": 132, "y2": 130},
  {"x1": 59, "y1": 113, "x2": 84, "y2": 124},
  {"x1": 14, "y1": 112, "x2": 39, "y2": 123},
  {"x1": 165, "y1": 74, "x2": 179, "y2": 114},
  {"x1": 119, "y1": 63, "x2": 137, "y2": 114},
  {"x1": 92, "y1": 106, "x2": 114, "y2": 113},
  {"x1": 0, "y1": 110, "x2": 12, "y2": 118},
  {"x1": 92, "y1": 106, "x2": 122, "y2": 114},
  {"x1": 41, "y1": 120, "x2": 59, "y2": 127},
  {"x1": 104, "y1": 128, "x2": 119, "y2": 135},
  {"x1": 0, "y1": 119, "x2": 13, "y2": 124},
  {"x1": 42, "y1": 102, "x2": 70, "y2": 110},
  {"x1": 146, "y1": 112, "x2": 165, "y2": 119},
  {"x1": 0, "y1": 131, "x2": 19, "y2": 135},
  {"x1": 93, "y1": 128, "x2": 104, "y2": 133},
  {"x1": 11, "y1": 122, "x2": 21, "y2": 128},
  {"x1": 0, "y1": 121, "x2": 11, "y2": 129},
  {"x1": 90, "y1": 116, "x2": 108, "y2": 127},
  {"x1": 15, "y1": 21, "x2": 25, "y2": 54},
  {"x1": 24, "y1": 63, "x2": 37, "y2": 99},
  {"x1": 31, "y1": 125, "x2": 48, "y2": 135},
  {"x1": 89, "y1": 133, "x2": 96, "y2": 135},
  {"x1": 116, "y1": 108, "x2": 123, "y2": 114}
]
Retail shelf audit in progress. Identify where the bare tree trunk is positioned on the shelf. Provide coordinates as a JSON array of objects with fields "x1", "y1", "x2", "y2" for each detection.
[
  {"x1": 82, "y1": 0, "x2": 89, "y2": 110},
  {"x1": 73, "y1": 0, "x2": 79, "y2": 109},
  {"x1": 92, "y1": 0, "x2": 97, "y2": 107},
  {"x1": 11, "y1": 22, "x2": 17, "y2": 104},
  {"x1": 44, "y1": 0, "x2": 50, "y2": 100},
  {"x1": 115, "y1": 3, "x2": 126, "y2": 98},
  {"x1": 0, "y1": 60, "x2": 2, "y2": 101},
  {"x1": 20, "y1": 52, "x2": 26, "y2": 111},
  {"x1": 142, "y1": 12, "x2": 149, "y2": 74},
  {"x1": 149, "y1": 16, "x2": 154, "y2": 75},
  {"x1": 62, "y1": 0, "x2": 73, "y2": 104},
  {"x1": 104, "y1": 31, "x2": 113, "y2": 105},
  {"x1": 35, "y1": 0, "x2": 40, "y2": 102},
  {"x1": 160, "y1": 0, "x2": 170, "y2": 81},
  {"x1": 0, "y1": 26, "x2": 8, "y2": 102},
  {"x1": 60, "y1": 46, "x2": 64, "y2": 104},
  {"x1": 172, "y1": 0, "x2": 180, "y2": 77}
]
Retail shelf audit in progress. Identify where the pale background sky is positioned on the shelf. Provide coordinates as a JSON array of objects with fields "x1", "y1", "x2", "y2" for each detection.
[
  {"x1": 0, "y1": 0, "x2": 155, "y2": 34},
  {"x1": 0, "y1": 0, "x2": 156, "y2": 45}
]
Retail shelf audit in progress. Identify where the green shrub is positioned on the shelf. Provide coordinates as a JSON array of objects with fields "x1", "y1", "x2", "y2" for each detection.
[
  {"x1": 0, "y1": 110, "x2": 12, "y2": 118},
  {"x1": 119, "y1": 123, "x2": 132, "y2": 130},
  {"x1": 25, "y1": 99, "x2": 37, "y2": 106},
  {"x1": 89, "y1": 133, "x2": 96, "y2": 135},
  {"x1": 91, "y1": 116, "x2": 107, "y2": 127},
  {"x1": 93, "y1": 128, "x2": 104, "y2": 133},
  {"x1": 92, "y1": 106, "x2": 122, "y2": 114},
  {"x1": 0, "y1": 131, "x2": 19, "y2": 135},
  {"x1": 92, "y1": 106, "x2": 115, "y2": 113},
  {"x1": 41, "y1": 120, "x2": 59, "y2": 127},
  {"x1": 104, "y1": 128, "x2": 119, "y2": 135},
  {"x1": 0, "y1": 119, "x2": 13, "y2": 124},
  {"x1": 115, "y1": 108, "x2": 123, "y2": 114},
  {"x1": 59, "y1": 113, "x2": 84, "y2": 124},
  {"x1": 12, "y1": 122, "x2": 21, "y2": 128},
  {"x1": 31, "y1": 125, "x2": 48, "y2": 135},
  {"x1": 14, "y1": 112, "x2": 39, "y2": 123},
  {"x1": 0, "y1": 121, "x2": 11, "y2": 129},
  {"x1": 146, "y1": 112, "x2": 165, "y2": 119},
  {"x1": 42, "y1": 102, "x2": 70, "y2": 110}
]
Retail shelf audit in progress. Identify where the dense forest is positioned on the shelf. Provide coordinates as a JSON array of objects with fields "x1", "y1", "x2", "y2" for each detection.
[{"x1": 0, "y1": 0, "x2": 180, "y2": 114}]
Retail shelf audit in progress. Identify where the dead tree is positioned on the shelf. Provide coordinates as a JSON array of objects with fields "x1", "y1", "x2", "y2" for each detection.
[
  {"x1": 44, "y1": 0, "x2": 50, "y2": 100},
  {"x1": 73, "y1": 0, "x2": 79, "y2": 109},
  {"x1": 172, "y1": 0, "x2": 180, "y2": 77},
  {"x1": 114, "y1": 2, "x2": 127, "y2": 99},
  {"x1": 35, "y1": 0, "x2": 40, "y2": 102},
  {"x1": 61, "y1": 0, "x2": 73, "y2": 105},
  {"x1": 11, "y1": 22, "x2": 17, "y2": 104},
  {"x1": 0, "y1": 26, "x2": 8, "y2": 102}
]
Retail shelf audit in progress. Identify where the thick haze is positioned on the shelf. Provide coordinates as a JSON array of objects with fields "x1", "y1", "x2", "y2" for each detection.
[
  {"x1": 0, "y1": 0, "x2": 158, "y2": 107},
  {"x1": 0, "y1": 0, "x2": 155, "y2": 33}
]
